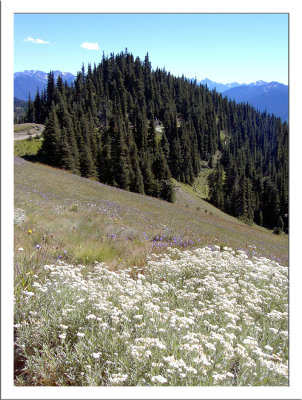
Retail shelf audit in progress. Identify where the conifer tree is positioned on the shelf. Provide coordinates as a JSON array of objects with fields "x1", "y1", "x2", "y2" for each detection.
[
  {"x1": 39, "y1": 102, "x2": 61, "y2": 166},
  {"x1": 27, "y1": 51, "x2": 287, "y2": 226},
  {"x1": 25, "y1": 93, "x2": 35, "y2": 123},
  {"x1": 131, "y1": 159, "x2": 145, "y2": 194},
  {"x1": 141, "y1": 156, "x2": 156, "y2": 197},
  {"x1": 208, "y1": 163, "x2": 224, "y2": 209},
  {"x1": 60, "y1": 127, "x2": 74, "y2": 171},
  {"x1": 147, "y1": 115, "x2": 157, "y2": 152},
  {"x1": 99, "y1": 132, "x2": 113, "y2": 185},
  {"x1": 80, "y1": 145, "x2": 98, "y2": 179},
  {"x1": 46, "y1": 71, "x2": 56, "y2": 113},
  {"x1": 111, "y1": 119, "x2": 132, "y2": 190},
  {"x1": 66, "y1": 117, "x2": 81, "y2": 174},
  {"x1": 33, "y1": 89, "x2": 42, "y2": 123}
]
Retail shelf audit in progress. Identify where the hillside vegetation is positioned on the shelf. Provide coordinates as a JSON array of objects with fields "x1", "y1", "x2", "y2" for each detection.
[
  {"x1": 24, "y1": 51, "x2": 288, "y2": 232},
  {"x1": 14, "y1": 98, "x2": 28, "y2": 124},
  {"x1": 15, "y1": 50, "x2": 288, "y2": 387},
  {"x1": 14, "y1": 157, "x2": 288, "y2": 386},
  {"x1": 15, "y1": 157, "x2": 288, "y2": 275}
]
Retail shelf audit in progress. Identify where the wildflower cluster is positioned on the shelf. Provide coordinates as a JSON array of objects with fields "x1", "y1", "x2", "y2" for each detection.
[
  {"x1": 14, "y1": 246, "x2": 288, "y2": 386},
  {"x1": 105, "y1": 230, "x2": 200, "y2": 249},
  {"x1": 14, "y1": 208, "x2": 26, "y2": 226}
]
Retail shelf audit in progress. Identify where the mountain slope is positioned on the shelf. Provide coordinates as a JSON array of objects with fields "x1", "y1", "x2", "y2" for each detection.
[
  {"x1": 223, "y1": 81, "x2": 288, "y2": 121},
  {"x1": 14, "y1": 70, "x2": 76, "y2": 101},
  {"x1": 24, "y1": 52, "x2": 288, "y2": 232},
  {"x1": 14, "y1": 156, "x2": 288, "y2": 268},
  {"x1": 14, "y1": 97, "x2": 28, "y2": 123}
]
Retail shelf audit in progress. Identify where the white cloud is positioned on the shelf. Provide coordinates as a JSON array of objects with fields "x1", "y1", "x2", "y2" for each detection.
[
  {"x1": 24, "y1": 36, "x2": 50, "y2": 44},
  {"x1": 80, "y1": 42, "x2": 99, "y2": 50}
]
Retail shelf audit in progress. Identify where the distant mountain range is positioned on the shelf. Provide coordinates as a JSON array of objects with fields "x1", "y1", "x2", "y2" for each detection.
[
  {"x1": 14, "y1": 71, "x2": 288, "y2": 122},
  {"x1": 196, "y1": 78, "x2": 288, "y2": 121},
  {"x1": 14, "y1": 70, "x2": 76, "y2": 101},
  {"x1": 222, "y1": 81, "x2": 288, "y2": 122},
  {"x1": 197, "y1": 78, "x2": 241, "y2": 93}
]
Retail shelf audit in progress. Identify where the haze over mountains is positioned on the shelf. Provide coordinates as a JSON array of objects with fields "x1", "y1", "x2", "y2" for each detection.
[{"x1": 14, "y1": 70, "x2": 288, "y2": 121}]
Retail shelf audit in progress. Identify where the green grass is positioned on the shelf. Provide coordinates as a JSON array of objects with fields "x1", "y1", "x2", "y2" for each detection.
[
  {"x1": 14, "y1": 246, "x2": 288, "y2": 386},
  {"x1": 14, "y1": 156, "x2": 288, "y2": 386},
  {"x1": 14, "y1": 138, "x2": 42, "y2": 157},
  {"x1": 14, "y1": 156, "x2": 288, "y2": 296},
  {"x1": 180, "y1": 168, "x2": 211, "y2": 199}
]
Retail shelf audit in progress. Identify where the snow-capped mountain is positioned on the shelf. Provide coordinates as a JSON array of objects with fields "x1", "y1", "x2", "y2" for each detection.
[
  {"x1": 191, "y1": 77, "x2": 288, "y2": 121},
  {"x1": 14, "y1": 70, "x2": 288, "y2": 122},
  {"x1": 222, "y1": 81, "x2": 288, "y2": 121},
  {"x1": 197, "y1": 78, "x2": 241, "y2": 93},
  {"x1": 14, "y1": 70, "x2": 76, "y2": 101}
]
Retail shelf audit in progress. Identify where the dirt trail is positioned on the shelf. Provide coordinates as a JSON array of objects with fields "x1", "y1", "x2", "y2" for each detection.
[
  {"x1": 14, "y1": 133, "x2": 33, "y2": 141},
  {"x1": 14, "y1": 124, "x2": 44, "y2": 141}
]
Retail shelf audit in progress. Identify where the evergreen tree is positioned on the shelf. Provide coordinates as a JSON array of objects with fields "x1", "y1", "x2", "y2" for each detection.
[
  {"x1": 141, "y1": 156, "x2": 156, "y2": 197},
  {"x1": 80, "y1": 145, "x2": 98, "y2": 179},
  {"x1": 46, "y1": 71, "x2": 56, "y2": 113},
  {"x1": 131, "y1": 159, "x2": 145, "y2": 194},
  {"x1": 60, "y1": 127, "x2": 74, "y2": 171},
  {"x1": 39, "y1": 102, "x2": 61, "y2": 166},
  {"x1": 27, "y1": 51, "x2": 287, "y2": 227},
  {"x1": 208, "y1": 163, "x2": 224, "y2": 209},
  {"x1": 25, "y1": 93, "x2": 34, "y2": 122},
  {"x1": 99, "y1": 131, "x2": 113, "y2": 185},
  {"x1": 33, "y1": 89, "x2": 42, "y2": 123},
  {"x1": 66, "y1": 117, "x2": 81, "y2": 174}
]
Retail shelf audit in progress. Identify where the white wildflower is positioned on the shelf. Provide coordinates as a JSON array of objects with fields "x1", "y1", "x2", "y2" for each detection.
[
  {"x1": 22, "y1": 291, "x2": 35, "y2": 297},
  {"x1": 109, "y1": 373, "x2": 128, "y2": 385},
  {"x1": 204, "y1": 342, "x2": 216, "y2": 351},
  {"x1": 151, "y1": 375, "x2": 167, "y2": 384},
  {"x1": 86, "y1": 314, "x2": 97, "y2": 320},
  {"x1": 59, "y1": 334, "x2": 66, "y2": 340}
]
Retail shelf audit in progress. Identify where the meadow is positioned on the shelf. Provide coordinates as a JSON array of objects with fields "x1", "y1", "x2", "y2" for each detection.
[
  {"x1": 15, "y1": 246, "x2": 288, "y2": 386},
  {"x1": 14, "y1": 155, "x2": 288, "y2": 386}
]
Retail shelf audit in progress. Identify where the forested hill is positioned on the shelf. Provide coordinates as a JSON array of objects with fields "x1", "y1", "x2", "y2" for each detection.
[{"x1": 25, "y1": 51, "x2": 288, "y2": 232}]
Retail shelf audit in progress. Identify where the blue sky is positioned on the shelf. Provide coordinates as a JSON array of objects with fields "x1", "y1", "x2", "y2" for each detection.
[{"x1": 14, "y1": 13, "x2": 288, "y2": 85}]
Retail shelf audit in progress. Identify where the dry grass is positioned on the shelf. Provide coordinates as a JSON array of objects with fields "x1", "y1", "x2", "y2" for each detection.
[
  {"x1": 14, "y1": 156, "x2": 288, "y2": 293},
  {"x1": 14, "y1": 156, "x2": 288, "y2": 386}
]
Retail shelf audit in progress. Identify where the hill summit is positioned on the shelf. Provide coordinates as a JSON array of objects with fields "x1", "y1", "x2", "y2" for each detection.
[{"x1": 22, "y1": 51, "x2": 288, "y2": 232}]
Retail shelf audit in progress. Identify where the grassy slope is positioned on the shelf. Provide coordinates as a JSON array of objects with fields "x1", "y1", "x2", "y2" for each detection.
[
  {"x1": 15, "y1": 157, "x2": 288, "y2": 286},
  {"x1": 14, "y1": 138, "x2": 42, "y2": 157},
  {"x1": 14, "y1": 123, "x2": 44, "y2": 134},
  {"x1": 14, "y1": 123, "x2": 45, "y2": 142}
]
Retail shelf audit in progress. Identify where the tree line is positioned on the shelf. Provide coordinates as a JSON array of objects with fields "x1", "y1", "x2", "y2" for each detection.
[{"x1": 25, "y1": 50, "x2": 288, "y2": 231}]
